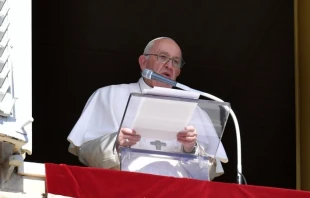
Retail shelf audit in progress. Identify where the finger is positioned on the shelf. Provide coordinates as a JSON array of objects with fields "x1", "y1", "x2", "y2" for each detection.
[
  {"x1": 121, "y1": 128, "x2": 137, "y2": 135},
  {"x1": 178, "y1": 130, "x2": 197, "y2": 140},
  {"x1": 184, "y1": 126, "x2": 195, "y2": 131},
  {"x1": 122, "y1": 134, "x2": 141, "y2": 142},
  {"x1": 178, "y1": 127, "x2": 196, "y2": 134},
  {"x1": 177, "y1": 132, "x2": 187, "y2": 138},
  {"x1": 184, "y1": 132, "x2": 197, "y2": 137},
  {"x1": 177, "y1": 132, "x2": 197, "y2": 138},
  {"x1": 178, "y1": 134, "x2": 197, "y2": 141},
  {"x1": 120, "y1": 137, "x2": 138, "y2": 147},
  {"x1": 178, "y1": 136, "x2": 196, "y2": 143},
  {"x1": 119, "y1": 132, "x2": 141, "y2": 146}
]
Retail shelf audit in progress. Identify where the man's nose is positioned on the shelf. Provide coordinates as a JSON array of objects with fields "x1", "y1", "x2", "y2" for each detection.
[{"x1": 165, "y1": 59, "x2": 174, "y2": 68}]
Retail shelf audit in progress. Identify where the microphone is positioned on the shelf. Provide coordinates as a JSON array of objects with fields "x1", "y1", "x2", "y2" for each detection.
[
  {"x1": 141, "y1": 68, "x2": 177, "y2": 87},
  {"x1": 141, "y1": 68, "x2": 243, "y2": 184},
  {"x1": 141, "y1": 68, "x2": 192, "y2": 90}
]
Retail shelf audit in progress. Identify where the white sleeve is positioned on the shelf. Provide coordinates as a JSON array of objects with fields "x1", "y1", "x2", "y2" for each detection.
[{"x1": 78, "y1": 132, "x2": 120, "y2": 169}]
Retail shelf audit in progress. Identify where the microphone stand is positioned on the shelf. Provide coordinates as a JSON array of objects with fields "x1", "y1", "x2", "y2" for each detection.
[{"x1": 176, "y1": 83, "x2": 243, "y2": 184}]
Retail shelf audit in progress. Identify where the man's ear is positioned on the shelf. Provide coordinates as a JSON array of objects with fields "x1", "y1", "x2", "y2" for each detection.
[{"x1": 139, "y1": 55, "x2": 146, "y2": 70}]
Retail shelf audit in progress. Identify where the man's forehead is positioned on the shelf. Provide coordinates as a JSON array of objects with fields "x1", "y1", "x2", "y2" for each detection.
[{"x1": 153, "y1": 40, "x2": 181, "y2": 57}]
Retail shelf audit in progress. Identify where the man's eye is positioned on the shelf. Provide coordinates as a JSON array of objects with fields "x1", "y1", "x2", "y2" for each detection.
[
  {"x1": 173, "y1": 59, "x2": 180, "y2": 65},
  {"x1": 159, "y1": 55, "x2": 168, "y2": 60}
]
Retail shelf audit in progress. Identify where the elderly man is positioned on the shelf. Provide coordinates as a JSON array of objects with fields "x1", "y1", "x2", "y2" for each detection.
[{"x1": 67, "y1": 37, "x2": 227, "y2": 180}]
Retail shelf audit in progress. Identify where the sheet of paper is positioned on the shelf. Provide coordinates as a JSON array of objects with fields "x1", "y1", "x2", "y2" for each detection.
[
  {"x1": 129, "y1": 88, "x2": 198, "y2": 151},
  {"x1": 143, "y1": 86, "x2": 200, "y2": 99},
  {"x1": 132, "y1": 98, "x2": 197, "y2": 140}
]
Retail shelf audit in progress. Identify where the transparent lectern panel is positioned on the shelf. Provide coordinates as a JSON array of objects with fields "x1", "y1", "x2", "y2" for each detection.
[
  {"x1": 116, "y1": 93, "x2": 230, "y2": 180},
  {"x1": 190, "y1": 99, "x2": 231, "y2": 160},
  {"x1": 120, "y1": 147, "x2": 210, "y2": 180}
]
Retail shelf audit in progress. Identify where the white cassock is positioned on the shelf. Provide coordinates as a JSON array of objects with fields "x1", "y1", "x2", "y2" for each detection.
[{"x1": 67, "y1": 78, "x2": 228, "y2": 180}]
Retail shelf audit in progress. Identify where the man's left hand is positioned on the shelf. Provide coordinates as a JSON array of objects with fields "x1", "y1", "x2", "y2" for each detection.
[{"x1": 177, "y1": 126, "x2": 197, "y2": 153}]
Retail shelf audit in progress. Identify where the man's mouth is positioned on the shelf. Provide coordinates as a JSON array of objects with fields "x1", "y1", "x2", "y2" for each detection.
[{"x1": 162, "y1": 72, "x2": 171, "y2": 78}]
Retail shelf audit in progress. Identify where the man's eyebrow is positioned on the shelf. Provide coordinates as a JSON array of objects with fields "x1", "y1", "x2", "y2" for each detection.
[
  {"x1": 158, "y1": 51, "x2": 181, "y2": 59},
  {"x1": 158, "y1": 51, "x2": 169, "y2": 55}
]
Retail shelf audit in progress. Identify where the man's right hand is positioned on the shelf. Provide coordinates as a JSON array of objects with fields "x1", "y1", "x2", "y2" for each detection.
[{"x1": 117, "y1": 128, "x2": 141, "y2": 148}]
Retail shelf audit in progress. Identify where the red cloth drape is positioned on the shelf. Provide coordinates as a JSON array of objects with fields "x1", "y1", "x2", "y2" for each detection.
[{"x1": 45, "y1": 163, "x2": 310, "y2": 198}]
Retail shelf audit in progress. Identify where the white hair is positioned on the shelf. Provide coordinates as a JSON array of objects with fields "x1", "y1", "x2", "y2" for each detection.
[
  {"x1": 143, "y1": 37, "x2": 183, "y2": 59},
  {"x1": 143, "y1": 37, "x2": 170, "y2": 54}
]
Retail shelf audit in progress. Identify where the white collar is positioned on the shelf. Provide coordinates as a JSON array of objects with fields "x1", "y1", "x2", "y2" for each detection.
[{"x1": 138, "y1": 77, "x2": 152, "y2": 92}]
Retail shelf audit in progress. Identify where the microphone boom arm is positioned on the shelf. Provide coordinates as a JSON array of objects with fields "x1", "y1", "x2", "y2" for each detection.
[{"x1": 176, "y1": 83, "x2": 243, "y2": 184}]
